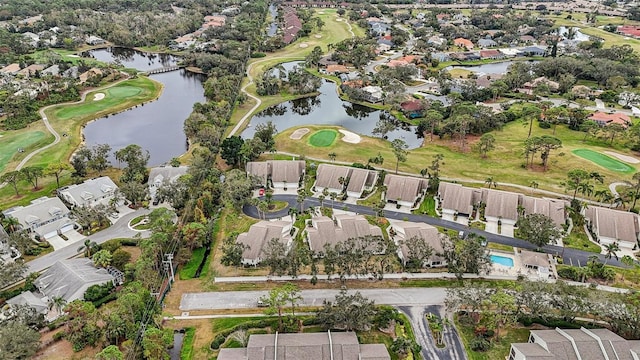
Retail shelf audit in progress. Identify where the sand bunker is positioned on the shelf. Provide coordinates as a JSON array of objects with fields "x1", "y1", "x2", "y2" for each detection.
[
  {"x1": 299, "y1": 43, "x2": 308, "y2": 48},
  {"x1": 290, "y1": 128, "x2": 310, "y2": 140},
  {"x1": 336, "y1": 18, "x2": 343, "y2": 22},
  {"x1": 314, "y1": 34, "x2": 322, "y2": 38},
  {"x1": 93, "y1": 93, "x2": 105, "y2": 101},
  {"x1": 604, "y1": 151, "x2": 640, "y2": 164},
  {"x1": 339, "y1": 129, "x2": 361, "y2": 144}
]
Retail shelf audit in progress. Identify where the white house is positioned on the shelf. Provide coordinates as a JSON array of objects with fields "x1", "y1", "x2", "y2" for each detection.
[
  {"x1": 3, "y1": 197, "x2": 74, "y2": 240},
  {"x1": 236, "y1": 220, "x2": 293, "y2": 266},
  {"x1": 59, "y1": 176, "x2": 119, "y2": 208}
]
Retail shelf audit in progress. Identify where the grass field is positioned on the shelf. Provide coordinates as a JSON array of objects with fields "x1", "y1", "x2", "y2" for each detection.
[
  {"x1": 572, "y1": 149, "x2": 636, "y2": 173},
  {"x1": 0, "y1": 130, "x2": 48, "y2": 173},
  {"x1": 308, "y1": 129, "x2": 337, "y2": 147},
  {"x1": 275, "y1": 119, "x2": 640, "y2": 194}
]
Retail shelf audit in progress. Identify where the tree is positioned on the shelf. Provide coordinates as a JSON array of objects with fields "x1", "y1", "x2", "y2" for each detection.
[
  {"x1": 19, "y1": 166, "x2": 43, "y2": 190},
  {"x1": 0, "y1": 260, "x2": 28, "y2": 289},
  {"x1": 537, "y1": 135, "x2": 562, "y2": 171},
  {"x1": 118, "y1": 181, "x2": 150, "y2": 207},
  {"x1": 604, "y1": 123, "x2": 625, "y2": 145},
  {"x1": 222, "y1": 169, "x2": 256, "y2": 209},
  {"x1": 367, "y1": 152, "x2": 384, "y2": 166},
  {"x1": 391, "y1": 138, "x2": 408, "y2": 174},
  {"x1": 418, "y1": 110, "x2": 443, "y2": 141},
  {"x1": 603, "y1": 242, "x2": 620, "y2": 265},
  {"x1": 45, "y1": 162, "x2": 72, "y2": 188},
  {"x1": 92, "y1": 249, "x2": 112, "y2": 268},
  {"x1": 2, "y1": 216, "x2": 20, "y2": 233},
  {"x1": 400, "y1": 235, "x2": 434, "y2": 271},
  {"x1": 488, "y1": 291, "x2": 517, "y2": 340},
  {"x1": 221, "y1": 235, "x2": 246, "y2": 267},
  {"x1": 474, "y1": 134, "x2": 495, "y2": 158},
  {"x1": 372, "y1": 114, "x2": 397, "y2": 139},
  {"x1": 220, "y1": 136, "x2": 245, "y2": 167},
  {"x1": 564, "y1": 169, "x2": 590, "y2": 200},
  {"x1": 88, "y1": 143, "x2": 112, "y2": 175},
  {"x1": 328, "y1": 152, "x2": 337, "y2": 162},
  {"x1": 305, "y1": 46, "x2": 323, "y2": 68},
  {"x1": 316, "y1": 290, "x2": 376, "y2": 331},
  {"x1": 114, "y1": 144, "x2": 150, "y2": 183},
  {"x1": 112, "y1": 248, "x2": 132, "y2": 271},
  {"x1": 254, "y1": 121, "x2": 277, "y2": 152},
  {"x1": 485, "y1": 177, "x2": 497, "y2": 189},
  {"x1": 517, "y1": 213, "x2": 563, "y2": 249},
  {"x1": 580, "y1": 120, "x2": 599, "y2": 141},
  {"x1": 7, "y1": 231, "x2": 32, "y2": 255},
  {"x1": 78, "y1": 239, "x2": 99, "y2": 257},
  {"x1": 442, "y1": 234, "x2": 491, "y2": 279},
  {"x1": 96, "y1": 345, "x2": 124, "y2": 360},
  {"x1": 1, "y1": 171, "x2": 22, "y2": 196},
  {"x1": 261, "y1": 237, "x2": 288, "y2": 275},
  {"x1": 0, "y1": 321, "x2": 40, "y2": 360},
  {"x1": 260, "y1": 283, "x2": 302, "y2": 331},
  {"x1": 142, "y1": 327, "x2": 171, "y2": 360},
  {"x1": 521, "y1": 105, "x2": 542, "y2": 138},
  {"x1": 630, "y1": 172, "x2": 640, "y2": 211}
]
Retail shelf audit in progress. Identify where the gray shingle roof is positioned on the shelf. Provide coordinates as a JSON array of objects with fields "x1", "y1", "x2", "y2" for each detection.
[
  {"x1": 438, "y1": 182, "x2": 481, "y2": 215},
  {"x1": 521, "y1": 196, "x2": 566, "y2": 227},
  {"x1": 482, "y1": 188, "x2": 520, "y2": 221},
  {"x1": 148, "y1": 166, "x2": 188, "y2": 187},
  {"x1": 383, "y1": 174, "x2": 428, "y2": 203},
  {"x1": 5, "y1": 196, "x2": 70, "y2": 231},
  {"x1": 34, "y1": 258, "x2": 114, "y2": 302},
  {"x1": 236, "y1": 220, "x2": 292, "y2": 263},
  {"x1": 315, "y1": 164, "x2": 351, "y2": 191},
  {"x1": 59, "y1": 176, "x2": 118, "y2": 207},
  {"x1": 246, "y1": 160, "x2": 305, "y2": 186},
  {"x1": 585, "y1": 206, "x2": 640, "y2": 245},
  {"x1": 218, "y1": 331, "x2": 391, "y2": 360},
  {"x1": 392, "y1": 221, "x2": 446, "y2": 264},
  {"x1": 307, "y1": 215, "x2": 382, "y2": 252}
]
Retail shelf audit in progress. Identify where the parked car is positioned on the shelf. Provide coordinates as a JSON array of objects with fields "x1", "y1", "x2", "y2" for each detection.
[{"x1": 257, "y1": 300, "x2": 268, "y2": 307}]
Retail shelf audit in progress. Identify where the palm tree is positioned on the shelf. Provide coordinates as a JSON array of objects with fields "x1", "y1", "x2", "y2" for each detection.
[
  {"x1": 50, "y1": 296, "x2": 67, "y2": 315},
  {"x1": 594, "y1": 189, "x2": 613, "y2": 204},
  {"x1": 630, "y1": 172, "x2": 640, "y2": 211},
  {"x1": 485, "y1": 177, "x2": 497, "y2": 188},
  {"x1": 2, "y1": 216, "x2": 20, "y2": 233},
  {"x1": 603, "y1": 242, "x2": 620, "y2": 265},
  {"x1": 77, "y1": 239, "x2": 99, "y2": 257},
  {"x1": 328, "y1": 152, "x2": 337, "y2": 162},
  {"x1": 329, "y1": 192, "x2": 338, "y2": 209},
  {"x1": 529, "y1": 180, "x2": 538, "y2": 194}
]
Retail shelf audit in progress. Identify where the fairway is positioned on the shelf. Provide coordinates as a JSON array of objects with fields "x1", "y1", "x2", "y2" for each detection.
[
  {"x1": 53, "y1": 85, "x2": 145, "y2": 121},
  {"x1": 572, "y1": 149, "x2": 636, "y2": 173},
  {"x1": 308, "y1": 129, "x2": 337, "y2": 147},
  {"x1": 0, "y1": 131, "x2": 47, "y2": 173}
]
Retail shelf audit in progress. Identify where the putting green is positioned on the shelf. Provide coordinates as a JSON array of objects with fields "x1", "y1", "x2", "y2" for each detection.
[
  {"x1": 308, "y1": 129, "x2": 337, "y2": 147},
  {"x1": 0, "y1": 131, "x2": 47, "y2": 173},
  {"x1": 572, "y1": 149, "x2": 636, "y2": 173}
]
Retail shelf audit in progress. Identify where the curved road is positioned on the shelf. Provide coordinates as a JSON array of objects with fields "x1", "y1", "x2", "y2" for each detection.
[{"x1": 244, "y1": 194, "x2": 624, "y2": 268}]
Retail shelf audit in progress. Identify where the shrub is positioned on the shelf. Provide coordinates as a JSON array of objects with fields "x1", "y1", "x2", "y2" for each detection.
[
  {"x1": 557, "y1": 267, "x2": 579, "y2": 281},
  {"x1": 84, "y1": 282, "x2": 114, "y2": 302},
  {"x1": 251, "y1": 52, "x2": 266, "y2": 58},
  {"x1": 211, "y1": 334, "x2": 226, "y2": 349},
  {"x1": 101, "y1": 239, "x2": 122, "y2": 253},
  {"x1": 470, "y1": 336, "x2": 491, "y2": 352},
  {"x1": 53, "y1": 331, "x2": 65, "y2": 341}
]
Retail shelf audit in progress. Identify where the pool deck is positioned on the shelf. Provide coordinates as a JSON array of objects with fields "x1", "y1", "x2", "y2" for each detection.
[{"x1": 489, "y1": 249, "x2": 558, "y2": 280}]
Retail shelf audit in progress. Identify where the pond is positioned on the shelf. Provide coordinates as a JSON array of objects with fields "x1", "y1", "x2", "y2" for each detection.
[
  {"x1": 81, "y1": 48, "x2": 205, "y2": 166},
  {"x1": 241, "y1": 76, "x2": 423, "y2": 149},
  {"x1": 558, "y1": 26, "x2": 590, "y2": 42},
  {"x1": 169, "y1": 330, "x2": 184, "y2": 360},
  {"x1": 267, "y1": 3, "x2": 278, "y2": 37}
]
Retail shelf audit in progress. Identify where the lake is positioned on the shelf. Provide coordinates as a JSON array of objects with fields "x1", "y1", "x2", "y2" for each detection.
[
  {"x1": 241, "y1": 68, "x2": 423, "y2": 149},
  {"x1": 445, "y1": 60, "x2": 539, "y2": 75},
  {"x1": 81, "y1": 48, "x2": 205, "y2": 166}
]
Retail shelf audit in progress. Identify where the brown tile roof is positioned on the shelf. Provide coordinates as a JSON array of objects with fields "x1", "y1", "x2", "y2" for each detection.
[
  {"x1": 479, "y1": 49, "x2": 502, "y2": 58},
  {"x1": 585, "y1": 206, "x2": 639, "y2": 245},
  {"x1": 0, "y1": 63, "x2": 20, "y2": 73},
  {"x1": 326, "y1": 64, "x2": 349, "y2": 73},
  {"x1": 521, "y1": 196, "x2": 566, "y2": 227},
  {"x1": 482, "y1": 188, "x2": 520, "y2": 221},
  {"x1": 438, "y1": 182, "x2": 481, "y2": 215},
  {"x1": 454, "y1": 37, "x2": 474, "y2": 49},
  {"x1": 384, "y1": 174, "x2": 428, "y2": 203},
  {"x1": 588, "y1": 111, "x2": 631, "y2": 127}
]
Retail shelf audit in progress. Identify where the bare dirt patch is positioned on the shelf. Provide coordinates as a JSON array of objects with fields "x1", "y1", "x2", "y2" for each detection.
[
  {"x1": 290, "y1": 128, "x2": 310, "y2": 140},
  {"x1": 604, "y1": 151, "x2": 640, "y2": 164},
  {"x1": 93, "y1": 92, "x2": 105, "y2": 101},
  {"x1": 339, "y1": 129, "x2": 361, "y2": 144}
]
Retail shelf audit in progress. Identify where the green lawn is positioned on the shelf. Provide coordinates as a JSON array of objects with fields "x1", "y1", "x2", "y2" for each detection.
[
  {"x1": 180, "y1": 247, "x2": 209, "y2": 280},
  {"x1": 572, "y1": 149, "x2": 636, "y2": 173},
  {"x1": 563, "y1": 228, "x2": 602, "y2": 253},
  {"x1": 413, "y1": 195, "x2": 438, "y2": 217},
  {"x1": 53, "y1": 85, "x2": 145, "y2": 121},
  {"x1": 180, "y1": 327, "x2": 196, "y2": 360},
  {"x1": 308, "y1": 129, "x2": 337, "y2": 147},
  {"x1": 456, "y1": 315, "x2": 530, "y2": 360},
  {"x1": 0, "y1": 130, "x2": 48, "y2": 173}
]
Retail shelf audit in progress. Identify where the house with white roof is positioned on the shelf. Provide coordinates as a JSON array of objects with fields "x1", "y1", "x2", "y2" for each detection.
[
  {"x1": 58, "y1": 176, "x2": 119, "y2": 208},
  {"x1": 3, "y1": 196, "x2": 74, "y2": 240}
]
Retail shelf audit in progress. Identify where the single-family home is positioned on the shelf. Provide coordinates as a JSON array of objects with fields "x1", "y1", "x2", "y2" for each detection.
[
  {"x1": 0, "y1": 63, "x2": 21, "y2": 74},
  {"x1": 218, "y1": 331, "x2": 391, "y2": 360},
  {"x1": 498, "y1": 48, "x2": 522, "y2": 58},
  {"x1": 369, "y1": 22, "x2": 390, "y2": 36},
  {"x1": 438, "y1": 182, "x2": 482, "y2": 223},
  {"x1": 86, "y1": 35, "x2": 106, "y2": 45},
  {"x1": 482, "y1": 188, "x2": 520, "y2": 236},
  {"x1": 585, "y1": 206, "x2": 639, "y2": 249},
  {"x1": 361, "y1": 85, "x2": 383, "y2": 103},
  {"x1": 520, "y1": 45, "x2": 547, "y2": 56},
  {"x1": 522, "y1": 76, "x2": 559, "y2": 92},
  {"x1": 58, "y1": 176, "x2": 119, "y2": 208},
  {"x1": 63, "y1": 66, "x2": 79, "y2": 79},
  {"x1": 236, "y1": 220, "x2": 293, "y2": 266},
  {"x1": 479, "y1": 49, "x2": 505, "y2": 60},
  {"x1": 148, "y1": 166, "x2": 189, "y2": 201},
  {"x1": 431, "y1": 52, "x2": 451, "y2": 62},
  {"x1": 508, "y1": 328, "x2": 640, "y2": 360},
  {"x1": 391, "y1": 221, "x2": 447, "y2": 268},
  {"x1": 383, "y1": 174, "x2": 429, "y2": 208},
  {"x1": 34, "y1": 258, "x2": 116, "y2": 303},
  {"x1": 519, "y1": 249, "x2": 553, "y2": 278},
  {"x1": 22, "y1": 32, "x2": 40, "y2": 47},
  {"x1": 519, "y1": 35, "x2": 536, "y2": 43},
  {"x1": 326, "y1": 64, "x2": 349, "y2": 74},
  {"x1": 377, "y1": 38, "x2": 393, "y2": 52},
  {"x1": 520, "y1": 196, "x2": 566, "y2": 228},
  {"x1": 17, "y1": 64, "x2": 44, "y2": 77},
  {"x1": 247, "y1": 160, "x2": 306, "y2": 190},
  {"x1": 617, "y1": 25, "x2": 640, "y2": 38},
  {"x1": 475, "y1": 74, "x2": 503, "y2": 88},
  {"x1": 587, "y1": 111, "x2": 631, "y2": 128},
  {"x1": 427, "y1": 35, "x2": 447, "y2": 47},
  {"x1": 78, "y1": 67, "x2": 103, "y2": 83},
  {"x1": 306, "y1": 215, "x2": 383, "y2": 254},
  {"x1": 400, "y1": 100, "x2": 426, "y2": 118},
  {"x1": 3, "y1": 197, "x2": 74, "y2": 240},
  {"x1": 453, "y1": 38, "x2": 474, "y2": 50},
  {"x1": 41, "y1": 64, "x2": 60, "y2": 77},
  {"x1": 477, "y1": 38, "x2": 498, "y2": 48}
]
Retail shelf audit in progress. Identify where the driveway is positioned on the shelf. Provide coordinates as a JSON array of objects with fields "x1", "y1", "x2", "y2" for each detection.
[
  {"x1": 399, "y1": 305, "x2": 468, "y2": 360},
  {"x1": 180, "y1": 288, "x2": 447, "y2": 311},
  {"x1": 26, "y1": 208, "x2": 152, "y2": 274}
]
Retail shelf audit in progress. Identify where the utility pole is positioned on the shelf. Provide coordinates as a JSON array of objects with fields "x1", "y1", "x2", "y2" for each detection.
[{"x1": 163, "y1": 253, "x2": 175, "y2": 282}]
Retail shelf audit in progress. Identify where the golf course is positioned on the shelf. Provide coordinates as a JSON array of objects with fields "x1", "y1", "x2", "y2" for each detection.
[
  {"x1": 0, "y1": 130, "x2": 49, "y2": 173},
  {"x1": 308, "y1": 129, "x2": 337, "y2": 147},
  {"x1": 572, "y1": 149, "x2": 636, "y2": 173}
]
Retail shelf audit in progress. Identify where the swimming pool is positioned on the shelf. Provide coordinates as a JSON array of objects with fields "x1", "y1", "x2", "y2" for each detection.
[{"x1": 490, "y1": 255, "x2": 514, "y2": 268}]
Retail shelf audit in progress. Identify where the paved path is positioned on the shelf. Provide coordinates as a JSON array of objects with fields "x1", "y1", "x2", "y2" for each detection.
[
  {"x1": 26, "y1": 208, "x2": 151, "y2": 274},
  {"x1": 609, "y1": 181, "x2": 629, "y2": 198},
  {"x1": 180, "y1": 288, "x2": 447, "y2": 311},
  {"x1": 243, "y1": 194, "x2": 626, "y2": 268},
  {"x1": 399, "y1": 305, "x2": 468, "y2": 360}
]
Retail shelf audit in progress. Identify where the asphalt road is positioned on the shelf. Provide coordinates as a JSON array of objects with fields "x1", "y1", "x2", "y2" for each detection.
[
  {"x1": 180, "y1": 288, "x2": 447, "y2": 311},
  {"x1": 243, "y1": 195, "x2": 624, "y2": 268},
  {"x1": 399, "y1": 305, "x2": 468, "y2": 360},
  {"x1": 26, "y1": 208, "x2": 151, "y2": 274}
]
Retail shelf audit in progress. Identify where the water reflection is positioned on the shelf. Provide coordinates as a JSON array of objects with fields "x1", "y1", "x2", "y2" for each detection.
[{"x1": 81, "y1": 47, "x2": 179, "y2": 71}]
